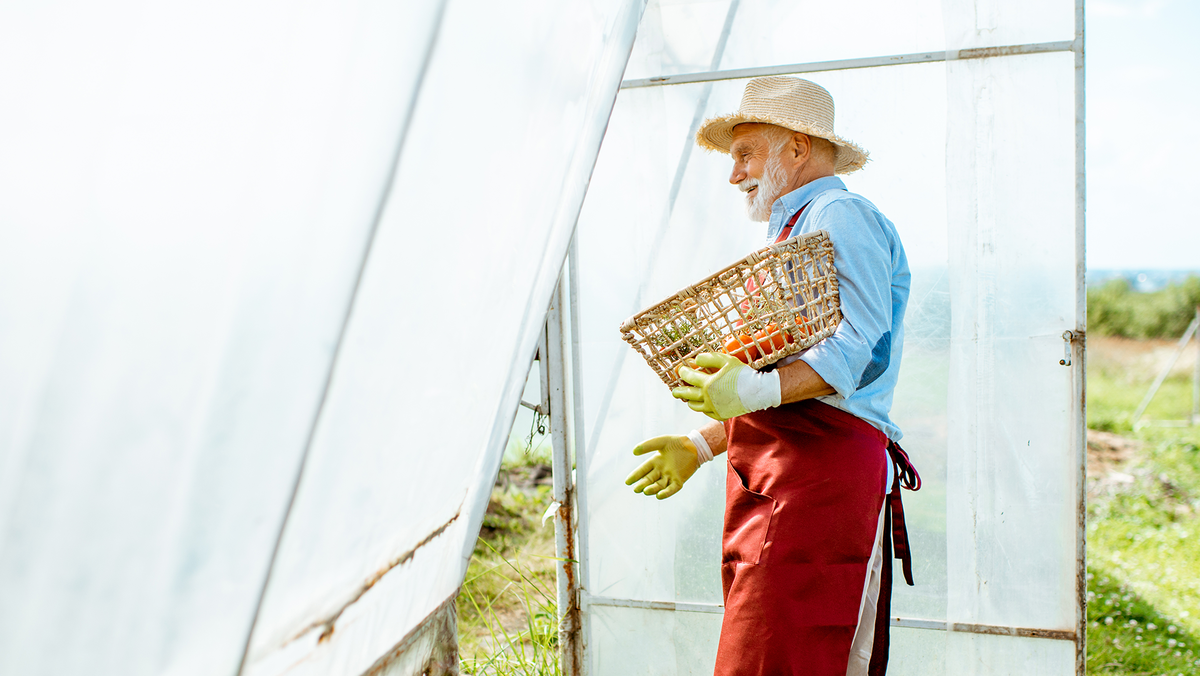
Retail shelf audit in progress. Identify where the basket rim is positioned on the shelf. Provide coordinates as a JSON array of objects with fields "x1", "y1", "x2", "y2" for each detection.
[{"x1": 619, "y1": 228, "x2": 832, "y2": 334}]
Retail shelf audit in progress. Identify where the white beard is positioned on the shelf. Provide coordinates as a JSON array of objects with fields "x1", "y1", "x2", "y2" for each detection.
[{"x1": 738, "y1": 154, "x2": 788, "y2": 223}]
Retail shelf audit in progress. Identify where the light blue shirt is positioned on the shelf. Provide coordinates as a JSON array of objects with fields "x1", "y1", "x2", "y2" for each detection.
[{"x1": 766, "y1": 176, "x2": 910, "y2": 445}]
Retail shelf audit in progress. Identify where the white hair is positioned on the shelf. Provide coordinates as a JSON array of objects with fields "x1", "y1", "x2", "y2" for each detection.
[
  {"x1": 758, "y1": 124, "x2": 797, "y2": 156},
  {"x1": 758, "y1": 124, "x2": 839, "y2": 166}
]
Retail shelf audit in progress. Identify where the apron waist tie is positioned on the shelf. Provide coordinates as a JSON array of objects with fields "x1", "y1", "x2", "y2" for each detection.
[{"x1": 885, "y1": 440, "x2": 921, "y2": 586}]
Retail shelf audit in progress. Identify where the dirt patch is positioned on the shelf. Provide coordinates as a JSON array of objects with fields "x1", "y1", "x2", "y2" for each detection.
[
  {"x1": 1090, "y1": 335, "x2": 1198, "y2": 380},
  {"x1": 494, "y1": 463, "x2": 552, "y2": 492},
  {"x1": 1088, "y1": 429, "x2": 1140, "y2": 473},
  {"x1": 1087, "y1": 429, "x2": 1141, "y2": 498}
]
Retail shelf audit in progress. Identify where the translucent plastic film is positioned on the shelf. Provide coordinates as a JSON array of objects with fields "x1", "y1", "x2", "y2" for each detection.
[
  {"x1": 242, "y1": 1, "x2": 644, "y2": 675},
  {"x1": 576, "y1": 80, "x2": 758, "y2": 609},
  {"x1": 622, "y1": 0, "x2": 1075, "y2": 82},
  {"x1": 888, "y1": 627, "x2": 1077, "y2": 676},
  {"x1": 944, "y1": 52, "x2": 1078, "y2": 633},
  {"x1": 0, "y1": 2, "x2": 440, "y2": 674},
  {"x1": 588, "y1": 605, "x2": 723, "y2": 674},
  {"x1": 576, "y1": 3, "x2": 1080, "y2": 674}
]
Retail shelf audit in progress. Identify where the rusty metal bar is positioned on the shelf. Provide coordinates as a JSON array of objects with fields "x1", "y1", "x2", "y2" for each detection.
[
  {"x1": 566, "y1": 236, "x2": 596, "y2": 676},
  {"x1": 564, "y1": 236, "x2": 594, "y2": 676},
  {"x1": 545, "y1": 273, "x2": 583, "y2": 675},
  {"x1": 948, "y1": 622, "x2": 1076, "y2": 643},
  {"x1": 893, "y1": 617, "x2": 1077, "y2": 643},
  {"x1": 619, "y1": 40, "x2": 1075, "y2": 89},
  {"x1": 1073, "y1": 2, "x2": 1088, "y2": 672},
  {"x1": 519, "y1": 398, "x2": 547, "y2": 416},
  {"x1": 583, "y1": 592, "x2": 725, "y2": 615}
]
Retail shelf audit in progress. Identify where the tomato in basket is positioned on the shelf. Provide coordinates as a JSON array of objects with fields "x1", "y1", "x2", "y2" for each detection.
[
  {"x1": 750, "y1": 323, "x2": 794, "y2": 356},
  {"x1": 747, "y1": 316, "x2": 817, "y2": 357},
  {"x1": 723, "y1": 334, "x2": 761, "y2": 364},
  {"x1": 795, "y1": 315, "x2": 817, "y2": 337}
]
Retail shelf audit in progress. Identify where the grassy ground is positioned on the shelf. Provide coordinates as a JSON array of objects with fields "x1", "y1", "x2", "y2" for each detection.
[
  {"x1": 1086, "y1": 336, "x2": 1200, "y2": 675},
  {"x1": 456, "y1": 434, "x2": 561, "y2": 676}
]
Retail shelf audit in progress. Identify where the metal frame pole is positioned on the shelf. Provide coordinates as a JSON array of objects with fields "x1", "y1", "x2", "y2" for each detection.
[
  {"x1": 1073, "y1": 0, "x2": 1088, "y2": 673},
  {"x1": 1131, "y1": 314, "x2": 1200, "y2": 426},
  {"x1": 564, "y1": 238, "x2": 597, "y2": 676},
  {"x1": 545, "y1": 271, "x2": 582, "y2": 675},
  {"x1": 620, "y1": 40, "x2": 1075, "y2": 89}
]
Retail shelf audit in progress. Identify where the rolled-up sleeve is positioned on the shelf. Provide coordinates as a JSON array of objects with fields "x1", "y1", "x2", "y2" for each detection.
[{"x1": 798, "y1": 198, "x2": 896, "y2": 399}]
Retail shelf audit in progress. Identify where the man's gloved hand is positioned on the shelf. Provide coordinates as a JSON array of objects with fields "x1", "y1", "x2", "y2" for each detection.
[
  {"x1": 625, "y1": 435, "x2": 702, "y2": 500},
  {"x1": 671, "y1": 352, "x2": 782, "y2": 421}
]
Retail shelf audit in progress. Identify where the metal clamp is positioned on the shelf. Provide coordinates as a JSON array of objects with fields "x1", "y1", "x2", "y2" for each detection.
[{"x1": 1059, "y1": 330, "x2": 1074, "y2": 366}]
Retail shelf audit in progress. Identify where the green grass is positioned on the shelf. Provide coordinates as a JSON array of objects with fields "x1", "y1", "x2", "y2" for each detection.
[
  {"x1": 457, "y1": 416, "x2": 561, "y2": 676},
  {"x1": 1088, "y1": 427, "x2": 1200, "y2": 636},
  {"x1": 1087, "y1": 338, "x2": 1200, "y2": 675},
  {"x1": 456, "y1": 483, "x2": 560, "y2": 675},
  {"x1": 1086, "y1": 568, "x2": 1199, "y2": 674}
]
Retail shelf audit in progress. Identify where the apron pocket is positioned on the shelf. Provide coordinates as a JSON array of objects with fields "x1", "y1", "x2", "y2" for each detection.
[{"x1": 724, "y1": 460, "x2": 777, "y2": 565}]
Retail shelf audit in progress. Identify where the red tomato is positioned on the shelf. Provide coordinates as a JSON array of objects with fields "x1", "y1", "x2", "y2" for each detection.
[
  {"x1": 753, "y1": 324, "x2": 789, "y2": 355},
  {"x1": 723, "y1": 334, "x2": 760, "y2": 364},
  {"x1": 793, "y1": 315, "x2": 814, "y2": 338}
]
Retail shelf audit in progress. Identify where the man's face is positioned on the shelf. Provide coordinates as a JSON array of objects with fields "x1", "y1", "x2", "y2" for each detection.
[{"x1": 728, "y1": 125, "x2": 788, "y2": 222}]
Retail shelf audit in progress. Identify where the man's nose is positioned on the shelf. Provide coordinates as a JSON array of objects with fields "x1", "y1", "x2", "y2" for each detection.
[{"x1": 729, "y1": 163, "x2": 745, "y2": 185}]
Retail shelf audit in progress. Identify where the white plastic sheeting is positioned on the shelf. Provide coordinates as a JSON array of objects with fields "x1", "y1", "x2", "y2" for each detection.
[
  {"x1": 572, "y1": 0, "x2": 1082, "y2": 673},
  {"x1": 0, "y1": 0, "x2": 643, "y2": 674},
  {"x1": 0, "y1": 2, "x2": 437, "y2": 673},
  {"x1": 945, "y1": 51, "x2": 1078, "y2": 634},
  {"x1": 245, "y1": 1, "x2": 645, "y2": 672}
]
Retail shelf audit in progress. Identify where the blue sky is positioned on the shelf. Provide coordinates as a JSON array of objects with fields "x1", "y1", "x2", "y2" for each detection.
[{"x1": 1087, "y1": 0, "x2": 1200, "y2": 270}]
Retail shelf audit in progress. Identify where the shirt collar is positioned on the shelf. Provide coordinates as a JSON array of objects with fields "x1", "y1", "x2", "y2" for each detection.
[{"x1": 765, "y1": 175, "x2": 847, "y2": 241}]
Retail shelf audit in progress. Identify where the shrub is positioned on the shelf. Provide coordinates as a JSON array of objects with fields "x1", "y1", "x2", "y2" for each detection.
[{"x1": 1088, "y1": 276, "x2": 1200, "y2": 339}]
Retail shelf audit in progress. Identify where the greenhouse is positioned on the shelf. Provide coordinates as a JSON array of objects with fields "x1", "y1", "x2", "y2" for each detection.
[{"x1": 0, "y1": 0, "x2": 1085, "y2": 675}]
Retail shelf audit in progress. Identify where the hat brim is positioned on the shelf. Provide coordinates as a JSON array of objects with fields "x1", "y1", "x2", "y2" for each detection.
[{"x1": 695, "y1": 113, "x2": 869, "y2": 174}]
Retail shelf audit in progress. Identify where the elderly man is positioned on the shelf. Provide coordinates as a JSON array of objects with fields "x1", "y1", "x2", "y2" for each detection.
[{"x1": 625, "y1": 77, "x2": 919, "y2": 676}]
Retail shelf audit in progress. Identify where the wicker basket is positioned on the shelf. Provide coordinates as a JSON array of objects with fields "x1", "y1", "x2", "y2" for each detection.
[{"x1": 620, "y1": 229, "x2": 841, "y2": 389}]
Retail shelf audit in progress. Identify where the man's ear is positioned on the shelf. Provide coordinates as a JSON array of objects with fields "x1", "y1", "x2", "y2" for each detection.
[{"x1": 790, "y1": 132, "x2": 812, "y2": 164}]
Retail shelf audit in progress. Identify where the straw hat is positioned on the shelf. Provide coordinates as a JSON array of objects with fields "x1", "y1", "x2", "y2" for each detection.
[{"x1": 695, "y1": 76, "x2": 868, "y2": 174}]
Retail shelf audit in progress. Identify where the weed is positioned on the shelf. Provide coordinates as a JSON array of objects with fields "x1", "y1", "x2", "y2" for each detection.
[
  {"x1": 458, "y1": 535, "x2": 560, "y2": 676},
  {"x1": 457, "y1": 441, "x2": 560, "y2": 675}
]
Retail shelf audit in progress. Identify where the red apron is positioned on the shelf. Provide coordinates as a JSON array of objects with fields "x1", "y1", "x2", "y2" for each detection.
[{"x1": 715, "y1": 399, "x2": 917, "y2": 676}]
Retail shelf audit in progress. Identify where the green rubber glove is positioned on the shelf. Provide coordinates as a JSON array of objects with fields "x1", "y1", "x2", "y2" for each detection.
[
  {"x1": 672, "y1": 352, "x2": 782, "y2": 421},
  {"x1": 625, "y1": 435, "x2": 700, "y2": 500}
]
